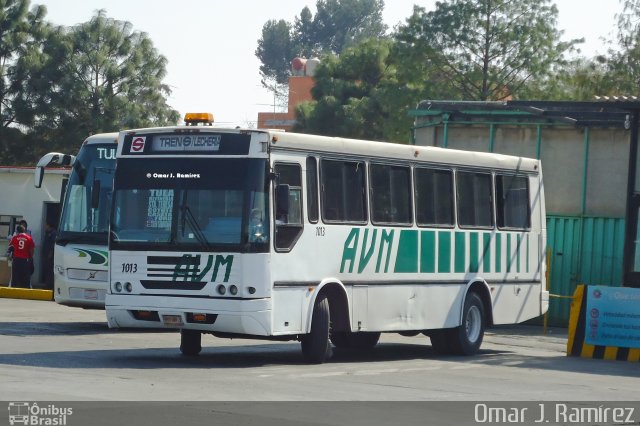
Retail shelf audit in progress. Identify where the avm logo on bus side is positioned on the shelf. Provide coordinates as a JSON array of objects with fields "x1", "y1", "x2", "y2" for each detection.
[{"x1": 340, "y1": 227, "x2": 530, "y2": 275}]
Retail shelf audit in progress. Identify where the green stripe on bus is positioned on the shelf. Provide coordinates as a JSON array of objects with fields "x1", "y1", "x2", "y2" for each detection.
[
  {"x1": 455, "y1": 232, "x2": 466, "y2": 273},
  {"x1": 507, "y1": 234, "x2": 512, "y2": 273},
  {"x1": 517, "y1": 234, "x2": 522, "y2": 273},
  {"x1": 483, "y1": 233, "x2": 491, "y2": 273},
  {"x1": 395, "y1": 230, "x2": 418, "y2": 273},
  {"x1": 438, "y1": 231, "x2": 451, "y2": 273},
  {"x1": 495, "y1": 233, "x2": 501, "y2": 273},
  {"x1": 420, "y1": 231, "x2": 436, "y2": 273},
  {"x1": 527, "y1": 234, "x2": 529, "y2": 272},
  {"x1": 469, "y1": 232, "x2": 479, "y2": 273}
]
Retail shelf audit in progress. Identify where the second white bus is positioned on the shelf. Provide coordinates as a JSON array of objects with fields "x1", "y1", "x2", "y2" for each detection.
[
  {"x1": 106, "y1": 116, "x2": 547, "y2": 363},
  {"x1": 36, "y1": 133, "x2": 118, "y2": 308}
]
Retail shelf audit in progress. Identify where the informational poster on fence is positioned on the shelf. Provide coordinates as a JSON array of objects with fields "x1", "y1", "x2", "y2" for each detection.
[{"x1": 585, "y1": 285, "x2": 640, "y2": 348}]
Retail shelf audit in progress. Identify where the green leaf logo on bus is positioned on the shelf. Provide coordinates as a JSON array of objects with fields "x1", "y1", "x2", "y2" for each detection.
[{"x1": 74, "y1": 248, "x2": 109, "y2": 266}]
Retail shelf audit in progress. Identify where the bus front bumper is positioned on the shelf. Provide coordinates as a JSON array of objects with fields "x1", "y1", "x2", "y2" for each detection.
[{"x1": 105, "y1": 294, "x2": 272, "y2": 336}]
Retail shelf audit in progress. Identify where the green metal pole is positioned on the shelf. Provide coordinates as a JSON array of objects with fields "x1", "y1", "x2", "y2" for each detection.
[
  {"x1": 576, "y1": 127, "x2": 591, "y2": 289},
  {"x1": 488, "y1": 123, "x2": 495, "y2": 152},
  {"x1": 581, "y1": 127, "x2": 591, "y2": 215},
  {"x1": 536, "y1": 125, "x2": 542, "y2": 159},
  {"x1": 442, "y1": 114, "x2": 450, "y2": 148}
]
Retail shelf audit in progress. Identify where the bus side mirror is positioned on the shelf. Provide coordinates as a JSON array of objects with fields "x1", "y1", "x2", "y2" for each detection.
[
  {"x1": 91, "y1": 180, "x2": 101, "y2": 209},
  {"x1": 34, "y1": 153, "x2": 75, "y2": 188},
  {"x1": 35, "y1": 167, "x2": 44, "y2": 189},
  {"x1": 276, "y1": 184, "x2": 290, "y2": 218}
]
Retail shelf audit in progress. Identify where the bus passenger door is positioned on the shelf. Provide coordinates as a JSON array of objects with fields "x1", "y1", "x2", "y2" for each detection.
[
  {"x1": 274, "y1": 163, "x2": 303, "y2": 252},
  {"x1": 352, "y1": 285, "x2": 368, "y2": 331}
]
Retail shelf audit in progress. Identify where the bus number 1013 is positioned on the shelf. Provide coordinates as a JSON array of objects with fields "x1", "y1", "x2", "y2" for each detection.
[{"x1": 121, "y1": 263, "x2": 138, "y2": 273}]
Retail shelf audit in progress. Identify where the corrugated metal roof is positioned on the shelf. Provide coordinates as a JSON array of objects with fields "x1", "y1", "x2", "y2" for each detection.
[{"x1": 412, "y1": 100, "x2": 640, "y2": 128}]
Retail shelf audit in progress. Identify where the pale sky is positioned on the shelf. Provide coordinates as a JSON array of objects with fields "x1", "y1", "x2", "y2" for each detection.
[{"x1": 34, "y1": 0, "x2": 618, "y2": 127}]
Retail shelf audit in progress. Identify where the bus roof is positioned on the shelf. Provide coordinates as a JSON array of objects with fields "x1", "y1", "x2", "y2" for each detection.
[
  {"x1": 269, "y1": 131, "x2": 541, "y2": 173},
  {"x1": 84, "y1": 132, "x2": 119, "y2": 145}
]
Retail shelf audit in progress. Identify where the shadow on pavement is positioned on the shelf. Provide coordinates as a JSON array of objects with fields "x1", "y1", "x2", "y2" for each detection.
[
  {"x1": 0, "y1": 338, "x2": 637, "y2": 378},
  {"x1": 0, "y1": 321, "x2": 174, "y2": 336}
]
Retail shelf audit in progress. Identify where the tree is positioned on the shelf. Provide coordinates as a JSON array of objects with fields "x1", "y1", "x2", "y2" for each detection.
[
  {"x1": 0, "y1": 0, "x2": 50, "y2": 165},
  {"x1": 0, "y1": 0, "x2": 47, "y2": 128},
  {"x1": 294, "y1": 39, "x2": 418, "y2": 142},
  {"x1": 311, "y1": 0, "x2": 386, "y2": 54},
  {"x1": 395, "y1": 0, "x2": 579, "y2": 101},
  {"x1": 33, "y1": 10, "x2": 179, "y2": 148},
  {"x1": 520, "y1": 57, "x2": 615, "y2": 100},
  {"x1": 256, "y1": 0, "x2": 387, "y2": 88},
  {"x1": 256, "y1": 19, "x2": 294, "y2": 86},
  {"x1": 600, "y1": 0, "x2": 640, "y2": 94}
]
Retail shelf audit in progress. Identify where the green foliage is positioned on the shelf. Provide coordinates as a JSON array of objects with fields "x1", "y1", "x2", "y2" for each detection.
[
  {"x1": 0, "y1": 7, "x2": 179, "y2": 165},
  {"x1": 0, "y1": 0, "x2": 47, "y2": 129},
  {"x1": 311, "y1": 0, "x2": 386, "y2": 54},
  {"x1": 294, "y1": 39, "x2": 415, "y2": 142},
  {"x1": 256, "y1": 19, "x2": 294, "y2": 86},
  {"x1": 530, "y1": 0, "x2": 640, "y2": 100},
  {"x1": 255, "y1": 0, "x2": 387, "y2": 86},
  {"x1": 395, "y1": 0, "x2": 579, "y2": 100},
  {"x1": 599, "y1": 0, "x2": 640, "y2": 95},
  {"x1": 39, "y1": 11, "x2": 179, "y2": 139},
  {"x1": 520, "y1": 57, "x2": 615, "y2": 100}
]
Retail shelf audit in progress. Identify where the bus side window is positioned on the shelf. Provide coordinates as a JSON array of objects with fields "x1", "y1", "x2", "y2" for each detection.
[
  {"x1": 370, "y1": 163, "x2": 412, "y2": 225},
  {"x1": 274, "y1": 163, "x2": 303, "y2": 251},
  {"x1": 457, "y1": 171, "x2": 494, "y2": 228},
  {"x1": 496, "y1": 175, "x2": 530, "y2": 229},
  {"x1": 415, "y1": 167, "x2": 454, "y2": 227},
  {"x1": 320, "y1": 159, "x2": 367, "y2": 223}
]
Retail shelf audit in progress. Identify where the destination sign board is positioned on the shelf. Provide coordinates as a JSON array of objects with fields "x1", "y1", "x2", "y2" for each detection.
[{"x1": 151, "y1": 134, "x2": 221, "y2": 152}]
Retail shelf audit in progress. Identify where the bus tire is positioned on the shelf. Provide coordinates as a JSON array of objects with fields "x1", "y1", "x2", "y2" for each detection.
[
  {"x1": 449, "y1": 292, "x2": 485, "y2": 355},
  {"x1": 301, "y1": 294, "x2": 333, "y2": 363},
  {"x1": 180, "y1": 329, "x2": 202, "y2": 356},
  {"x1": 350, "y1": 332, "x2": 380, "y2": 350}
]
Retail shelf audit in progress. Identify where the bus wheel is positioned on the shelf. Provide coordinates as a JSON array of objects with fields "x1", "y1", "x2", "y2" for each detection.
[
  {"x1": 301, "y1": 294, "x2": 333, "y2": 363},
  {"x1": 180, "y1": 329, "x2": 202, "y2": 356},
  {"x1": 350, "y1": 332, "x2": 380, "y2": 350},
  {"x1": 450, "y1": 292, "x2": 485, "y2": 355}
]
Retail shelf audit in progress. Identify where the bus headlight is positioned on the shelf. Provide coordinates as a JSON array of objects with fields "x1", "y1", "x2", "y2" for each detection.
[
  {"x1": 114, "y1": 282, "x2": 122, "y2": 292},
  {"x1": 124, "y1": 282, "x2": 132, "y2": 293},
  {"x1": 217, "y1": 284, "x2": 226, "y2": 295},
  {"x1": 229, "y1": 285, "x2": 238, "y2": 296}
]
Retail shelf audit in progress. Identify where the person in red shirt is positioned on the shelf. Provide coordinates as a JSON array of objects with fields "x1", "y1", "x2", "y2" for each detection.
[{"x1": 9, "y1": 224, "x2": 35, "y2": 288}]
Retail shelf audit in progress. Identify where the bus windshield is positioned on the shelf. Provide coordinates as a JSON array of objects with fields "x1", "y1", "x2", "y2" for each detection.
[
  {"x1": 110, "y1": 158, "x2": 269, "y2": 252},
  {"x1": 58, "y1": 143, "x2": 116, "y2": 244}
]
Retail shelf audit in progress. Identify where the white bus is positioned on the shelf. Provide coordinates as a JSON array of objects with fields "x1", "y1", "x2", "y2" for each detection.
[
  {"x1": 106, "y1": 114, "x2": 548, "y2": 363},
  {"x1": 35, "y1": 133, "x2": 118, "y2": 308}
]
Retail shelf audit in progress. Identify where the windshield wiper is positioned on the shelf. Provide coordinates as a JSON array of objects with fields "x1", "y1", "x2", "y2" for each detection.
[{"x1": 181, "y1": 205, "x2": 210, "y2": 250}]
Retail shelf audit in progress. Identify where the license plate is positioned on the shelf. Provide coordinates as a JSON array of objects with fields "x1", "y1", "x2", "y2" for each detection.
[
  {"x1": 162, "y1": 315, "x2": 184, "y2": 327},
  {"x1": 84, "y1": 289, "x2": 98, "y2": 300}
]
